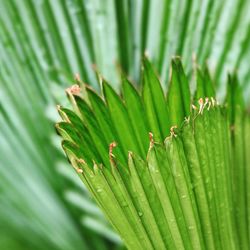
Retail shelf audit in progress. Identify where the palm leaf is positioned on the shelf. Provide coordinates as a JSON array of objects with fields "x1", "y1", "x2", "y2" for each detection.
[
  {"x1": 1, "y1": 0, "x2": 250, "y2": 249},
  {"x1": 57, "y1": 59, "x2": 249, "y2": 249}
]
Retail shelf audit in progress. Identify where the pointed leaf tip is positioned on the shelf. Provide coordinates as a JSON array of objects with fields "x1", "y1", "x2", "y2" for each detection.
[
  {"x1": 142, "y1": 57, "x2": 170, "y2": 140},
  {"x1": 168, "y1": 59, "x2": 190, "y2": 126}
]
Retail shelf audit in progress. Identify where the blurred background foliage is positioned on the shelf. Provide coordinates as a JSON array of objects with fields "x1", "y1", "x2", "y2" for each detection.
[{"x1": 0, "y1": 0, "x2": 250, "y2": 249}]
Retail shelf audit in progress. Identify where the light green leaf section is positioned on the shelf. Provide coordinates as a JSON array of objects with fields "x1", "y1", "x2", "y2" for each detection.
[
  {"x1": 244, "y1": 116, "x2": 250, "y2": 241},
  {"x1": 167, "y1": 57, "x2": 191, "y2": 126},
  {"x1": 103, "y1": 81, "x2": 142, "y2": 157},
  {"x1": 181, "y1": 119, "x2": 216, "y2": 250},
  {"x1": 165, "y1": 136, "x2": 204, "y2": 250},
  {"x1": 142, "y1": 58, "x2": 170, "y2": 141},
  {"x1": 122, "y1": 78, "x2": 149, "y2": 157},
  {"x1": 86, "y1": 86, "x2": 127, "y2": 165},
  {"x1": 225, "y1": 75, "x2": 249, "y2": 249},
  {"x1": 147, "y1": 144, "x2": 186, "y2": 250}
]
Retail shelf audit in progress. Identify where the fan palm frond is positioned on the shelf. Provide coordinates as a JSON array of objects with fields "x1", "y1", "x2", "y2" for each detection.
[{"x1": 57, "y1": 58, "x2": 250, "y2": 249}]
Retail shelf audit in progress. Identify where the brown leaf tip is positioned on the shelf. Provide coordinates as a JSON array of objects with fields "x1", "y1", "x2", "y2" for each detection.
[
  {"x1": 76, "y1": 168, "x2": 83, "y2": 173},
  {"x1": 192, "y1": 104, "x2": 197, "y2": 110},
  {"x1": 66, "y1": 84, "x2": 81, "y2": 95},
  {"x1": 78, "y1": 159, "x2": 86, "y2": 164},
  {"x1": 109, "y1": 142, "x2": 117, "y2": 161},
  {"x1": 149, "y1": 132, "x2": 154, "y2": 148},
  {"x1": 128, "y1": 151, "x2": 133, "y2": 159},
  {"x1": 170, "y1": 125, "x2": 178, "y2": 137},
  {"x1": 198, "y1": 98, "x2": 204, "y2": 114}
]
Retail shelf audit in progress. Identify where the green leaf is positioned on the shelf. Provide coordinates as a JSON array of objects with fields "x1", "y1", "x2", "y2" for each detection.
[
  {"x1": 167, "y1": 57, "x2": 191, "y2": 126},
  {"x1": 142, "y1": 57, "x2": 170, "y2": 141},
  {"x1": 225, "y1": 74, "x2": 245, "y2": 124},
  {"x1": 76, "y1": 160, "x2": 143, "y2": 250},
  {"x1": 165, "y1": 136, "x2": 204, "y2": 250},
  {"x1": 114, "y1": 0, "x2": 131, "y2": 73},
  {"x1": 215, "y1": 0, "x2": 246, "y2": 80},
  {"x1": 103, "y1": 161, "x2": 153, "y2": 249},
  {"x1": 203, "y1": 66, "x2": 216, "y2": 97},
  {"x1": 86, "y1": 86, "x2": 127, "y2": 165},
  {"x1": 72, "y1": 95, "x2": 110, "y2": 167},
  {"x1": 147, "y1": 144, "x2": 186, "y2": 249},
  {"x1": 122, "y1": 78, "x2": 149, "y2": 157},
  {"x1": 195, "y1": 68, "x2": 206, "y2": 99},
  {"x1": 225, "y1": 75, "x2": 248, "y2": 248},
  {"x1": 57, "y1": 59, "x2": 250, "y2": 249},
  {"x1": 128, "y1": 153, "x2": 166, "y2": 249},
  {"x1": 103, "y1": 80, "x2": 142, "y2": 157},
  {"x1": 244, "y1": 116, "x2": 250, "y2": 238},
  {"x1": 181, "y1": 118, "x2": 217, "y2": 250}
]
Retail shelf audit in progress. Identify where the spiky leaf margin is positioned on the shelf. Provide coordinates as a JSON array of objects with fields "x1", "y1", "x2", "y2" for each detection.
[{"x1": 57, "y1": 59, "x2": 250, "y2": 249}]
